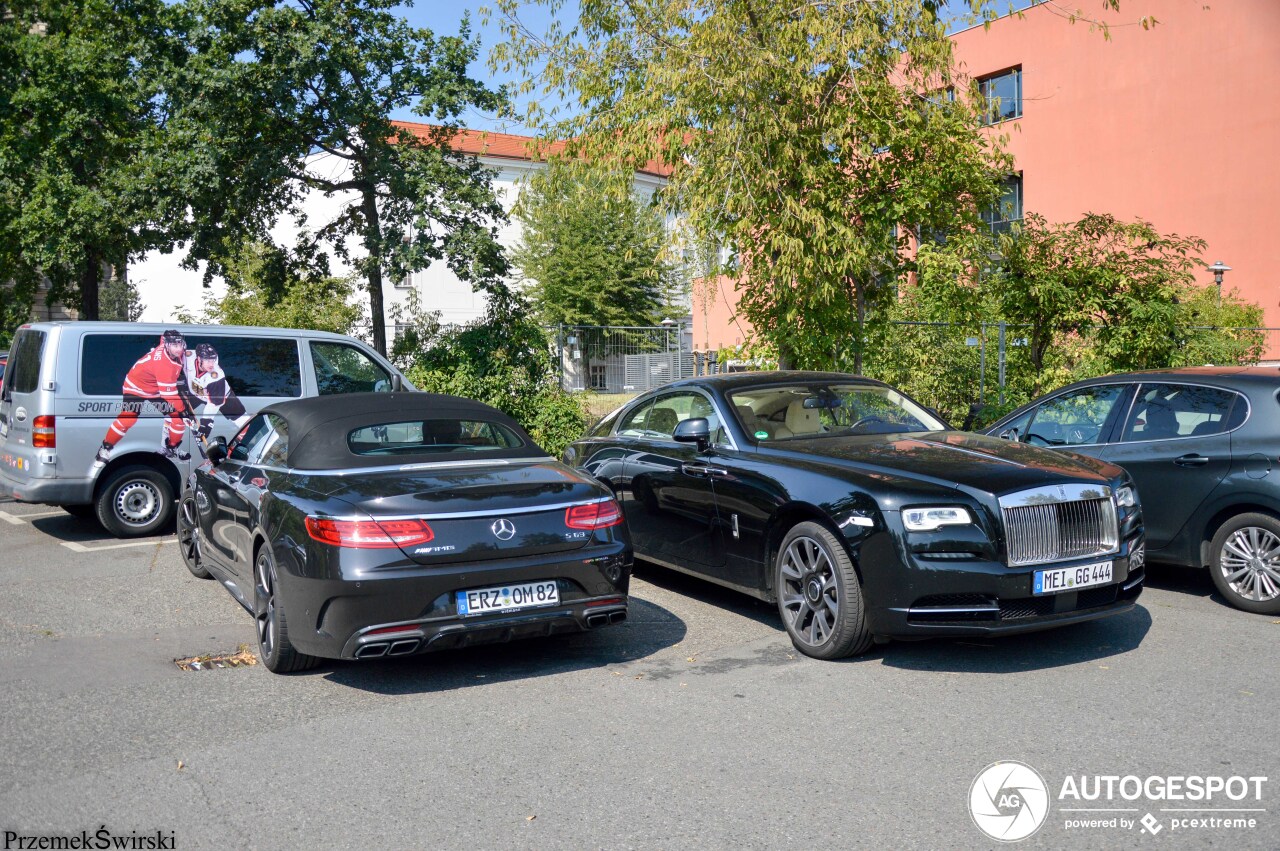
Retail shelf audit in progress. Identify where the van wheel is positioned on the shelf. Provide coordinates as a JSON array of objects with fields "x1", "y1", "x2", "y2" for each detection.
[{"x1": 95, "y1": 465, "x2": 175, "y2": 538}]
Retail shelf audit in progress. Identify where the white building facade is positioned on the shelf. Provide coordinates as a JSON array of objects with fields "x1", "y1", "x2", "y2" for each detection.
[{"x1": 130, "y1": 124, "x2": 676, "y2": 335}]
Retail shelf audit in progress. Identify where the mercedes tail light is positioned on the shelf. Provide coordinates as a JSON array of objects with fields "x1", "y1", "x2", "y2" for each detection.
[
  {"x1": 565, "y1": 500, "x2": 623, "y2": 530},
  {"x1": 305, "y1": 517, "x2": 435, "y2": 549}
]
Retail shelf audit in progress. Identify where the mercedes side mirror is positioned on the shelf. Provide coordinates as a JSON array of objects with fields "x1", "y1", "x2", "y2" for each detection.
[
  {"x1": 673, "y1": 417, "x2": 712, "y2": 452},
  {"x1": 206, "y1": 436, "x2": 228, "y2": 465}
]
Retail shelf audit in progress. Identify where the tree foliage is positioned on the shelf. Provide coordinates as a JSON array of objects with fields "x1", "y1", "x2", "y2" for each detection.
[
  {"x1": 0, "y1": 0, "x2": 184, "y2": 319},
  {"x1": 178, "y1": 242, "x2": 364, "y2": 335},
  {"x1": 867, "y1": 214, "x2": 1266, "y2": 425},
  {"x1": 489, "y1": 0, "x2": 1011, "y2": 368},
  {"x1": 512, "y1": 159, "x2": 671, "y2": 327},
  {"x1": 175, "y1": 0, "x2": 511, "y2": 355},
  {"x1": 100, "y1": 274, "x2": 146, "y2": 322}
]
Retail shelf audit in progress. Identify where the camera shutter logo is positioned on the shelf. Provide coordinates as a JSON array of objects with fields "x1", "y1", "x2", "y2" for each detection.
[
  {"x1": 969, "y1": 761, "x2": 1050, "y2": 842},
  {"x1": 491, "y1": 518, "x2": 517, "y2": 541}
]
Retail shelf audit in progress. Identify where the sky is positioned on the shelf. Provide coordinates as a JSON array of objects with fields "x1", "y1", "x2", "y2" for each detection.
[
  {"x1": 390, "y1": 0, "x2": 1040, "y2": 135},
  {"x1": 391, "y1": 1, "x2": 574, "y2": 135}
]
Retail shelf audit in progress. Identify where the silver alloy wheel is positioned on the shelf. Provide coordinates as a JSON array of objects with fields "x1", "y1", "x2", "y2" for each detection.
[
  {"x1": 778, "y1": 535, "x2": 839, "y2": 646},
  {"x1": 1219, "y1": 526, "x2": 1280, "y2": 602},
  {"x1": 256, "y1": 553, "x2": 277, "y2": 659},
  {"x1": 114, "y1": 480, "x2": 160, "y2": 526}
]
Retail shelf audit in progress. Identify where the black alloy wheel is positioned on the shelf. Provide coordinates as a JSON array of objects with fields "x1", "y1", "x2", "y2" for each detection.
[
  {"x1": 254, "y1": 545, "x2": 319, "y2": 673},
  {"x1": 177, "y1": 494, "x2": 210, "y2": 579},
  {"x1": 775, "y1": 521, "x2": 873, "y2": 659}
]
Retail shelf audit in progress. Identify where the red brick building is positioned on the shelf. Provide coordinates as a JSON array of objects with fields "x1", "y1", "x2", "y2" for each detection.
[{"x1": 693, "y1": 0, "x2": 1280, "y2": 351}]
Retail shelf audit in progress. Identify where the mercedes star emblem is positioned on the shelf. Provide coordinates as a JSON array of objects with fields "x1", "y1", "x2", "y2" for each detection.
[{"x1": 491, "y1": 518, "x2": 517, "y2": 541}]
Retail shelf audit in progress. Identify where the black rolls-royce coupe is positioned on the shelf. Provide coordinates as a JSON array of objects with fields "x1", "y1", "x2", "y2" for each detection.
[
  {"x1": 567, "y1": 372, "x2": 1144, "y2": 659},
  {"x1": 179, "y1": 393, "x2": 631, "y2": 673}
]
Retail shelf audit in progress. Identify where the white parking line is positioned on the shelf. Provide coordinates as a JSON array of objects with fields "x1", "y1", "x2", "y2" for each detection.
[
  {"x1": 61, "y1": 538, "x2": 177, "y2": 553},
  {"x1": 0, "y1": 509, "x2": 80, "y2": 524}
]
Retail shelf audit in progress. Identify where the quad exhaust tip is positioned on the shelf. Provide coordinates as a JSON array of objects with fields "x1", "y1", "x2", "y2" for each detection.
[
  {"x1": 387, "y1": 639, "x2": 421, "y2": 656},
  {"x1": 354, "y1": 642, "x2": 389, "y2": 659},
  {"x1": 586, "y1": 609, "x2": 627, "y2": 629},
  {"x1": 355, "y1": 638, "x2": 422, "y2": 659}
]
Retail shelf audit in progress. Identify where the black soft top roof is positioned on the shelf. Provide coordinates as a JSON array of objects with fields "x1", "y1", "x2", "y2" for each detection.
[{"x1": 260, "y1": 392, "x2": 546, "y2": 470}]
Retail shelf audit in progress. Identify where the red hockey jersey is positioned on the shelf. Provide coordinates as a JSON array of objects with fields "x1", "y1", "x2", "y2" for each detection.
[{"x1": 122, "y1": 342, "x2": 187, "y2": 413}]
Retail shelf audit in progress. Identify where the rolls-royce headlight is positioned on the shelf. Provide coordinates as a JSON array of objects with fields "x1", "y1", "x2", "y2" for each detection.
[
  {"x1": 1116, "y1": 486, "x2": 1138, "y2": 508},
  {"x1": 902, "y1": 506, "x2": 973, "y2": 532}
]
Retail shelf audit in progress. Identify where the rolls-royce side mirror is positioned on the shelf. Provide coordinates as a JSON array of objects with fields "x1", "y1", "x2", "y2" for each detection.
[
  {"x1": 673, "y1": 417, "x2": 711, "y2": 452},
  {"x1": 206, "y1": 436, "x2": 229, "y2": 465}
]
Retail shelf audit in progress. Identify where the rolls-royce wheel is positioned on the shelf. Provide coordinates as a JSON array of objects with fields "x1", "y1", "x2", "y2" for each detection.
[
  {"x1": 95, "y1": 465, "x2": 174, "y2": 538},
  {"x1": 177, "y1": 494, "x2": 211, "y2": 579},
  {"x1": 775, "y1": 521, "x2": 873, "y2": 659},
  {"x1": 1209, "y1": 513, "x2": 1280, "y2": 615},
  {"x1": 254, "y1": 545, "x2": 320, "y2": 673}
]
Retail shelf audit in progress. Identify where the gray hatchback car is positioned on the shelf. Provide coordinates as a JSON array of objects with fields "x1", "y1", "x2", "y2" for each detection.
[
  {"x1": 986, "y1": 366, "x2": 1280, "y2": 614},
  {"x1": 0, "y1": 322, "x2": 409, "y2": 537}
]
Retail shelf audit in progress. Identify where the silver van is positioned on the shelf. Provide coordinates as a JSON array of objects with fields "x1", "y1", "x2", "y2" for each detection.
[{"x1": 0, "y1": 322, "x2": 412, "y2": 537}]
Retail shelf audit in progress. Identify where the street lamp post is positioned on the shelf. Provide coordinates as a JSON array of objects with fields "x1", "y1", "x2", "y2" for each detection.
[{"x1": 1208, "y1": 260, "x2": 1231, "y2": 308}]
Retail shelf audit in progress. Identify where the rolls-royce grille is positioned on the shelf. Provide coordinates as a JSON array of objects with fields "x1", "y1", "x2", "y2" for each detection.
[{"x1": 1001, "y1": 493, "x2": 1118, "y2": 567}]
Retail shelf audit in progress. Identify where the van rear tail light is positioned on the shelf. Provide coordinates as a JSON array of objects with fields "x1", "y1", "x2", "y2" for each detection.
[
  {"x1": 32, "y1": 415, "x2": 55, "y2": 448},
  {"x1": 305, "y1": 517, "x2": 435, "y2": 549},
  {"x1": 565, "y1": 500, "x2": 623, "y2": 530}
]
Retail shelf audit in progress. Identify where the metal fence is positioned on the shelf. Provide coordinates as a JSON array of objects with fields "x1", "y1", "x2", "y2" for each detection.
[
  {"x1": 556, "y1": 320, "x2": 1280, "y2": 427},
  {"x1": 552, "y1": 324, "x2": 693, "y2": 394},
  {"x1": 864, "y1": 321, "x2": 1280, "y2": 428}
]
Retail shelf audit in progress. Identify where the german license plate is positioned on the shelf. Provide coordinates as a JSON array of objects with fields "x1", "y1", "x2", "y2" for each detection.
[
  {"x1": 456, "y1": 581, "x2": 559, "y2": 616},
  {"x1": 1034, "y1": 560, "x2": 1113, "y2": 595}
]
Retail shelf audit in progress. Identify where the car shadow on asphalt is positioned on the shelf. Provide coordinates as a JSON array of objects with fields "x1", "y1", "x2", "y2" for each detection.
[
  {"x1": 630, "y1": 558, "x2": 781, "y2": 628},
  {"x1": 876, "y1": 605, "x2": 1154, "y2": 674},
  {"x1": 318, "y1": 595, "x2": 688, "y2": 695},
  {"x1": 28, "y1": 512, "x2": 174, "y2": 544}
]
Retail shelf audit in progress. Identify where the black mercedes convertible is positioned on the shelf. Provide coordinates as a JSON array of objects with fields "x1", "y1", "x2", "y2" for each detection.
[
  {"x1": 178, "y1": 393, "x2": 631, "y2": 673},
  {"x1": 567, "y1": 372, "x2": 1144, "y2": 660}
]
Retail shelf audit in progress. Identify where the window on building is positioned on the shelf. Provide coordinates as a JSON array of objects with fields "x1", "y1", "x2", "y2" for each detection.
[
  {"x1": 979, "y1": 67, "x2": 1021, "y2": 125},
  {"x1": 926, "y1": 87, "x2": 956, "y2": 107},
  {"x1": 984, "y1": 175, "x2": 1023, "y2": 235}
]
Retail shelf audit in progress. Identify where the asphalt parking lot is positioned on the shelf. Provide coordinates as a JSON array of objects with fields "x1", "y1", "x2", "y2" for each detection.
[{"x1": 0, "y1": 495, "x2": 1276, "y2": 850}]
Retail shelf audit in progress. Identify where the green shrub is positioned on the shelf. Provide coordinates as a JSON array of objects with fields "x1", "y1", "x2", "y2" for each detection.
[{"x1": 403, "y1": 296, "x2": 588, "y2": 457}]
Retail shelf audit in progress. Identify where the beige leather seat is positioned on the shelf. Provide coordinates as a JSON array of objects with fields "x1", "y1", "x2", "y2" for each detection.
[{"x1": 784, "y1": 400, "x2": 822, "y2": 435}]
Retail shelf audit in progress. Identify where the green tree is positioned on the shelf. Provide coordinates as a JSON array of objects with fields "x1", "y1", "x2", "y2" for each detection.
[
  {"x1": 512, "y1": 159, "x2": 670, "y2": 327},
  {"x1": 100, "y1": 274, "x2": 145, "y2": 322},
  {"x1": 879, "y1": 213, "x2": 1267, "y2": 423},
  {"x1": 489, "y1": 0, "x2": 1012, "y2": 370},
  {"x1": 178, "y1": 0, "x2": 510, "y2": 356},
  {"x1": 178, "y1": 242, "x2": 364, "y2": 335},
  {"x1": 0, "y1": 0, "x2": 185, "y2": 320}
]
